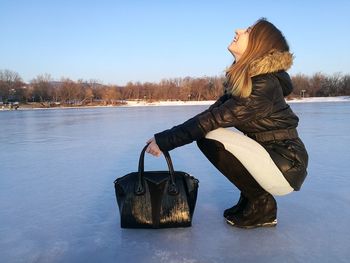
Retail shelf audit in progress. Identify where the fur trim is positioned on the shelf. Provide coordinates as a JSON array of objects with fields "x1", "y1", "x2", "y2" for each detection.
[{"x1": 249, "y1": 50, "x2": 294, "y2": 77}]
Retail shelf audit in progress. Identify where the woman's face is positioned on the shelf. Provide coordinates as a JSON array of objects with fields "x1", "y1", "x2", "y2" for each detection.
[{"x1": 228, "y1": 27, "x2": 251, "y2": 60}]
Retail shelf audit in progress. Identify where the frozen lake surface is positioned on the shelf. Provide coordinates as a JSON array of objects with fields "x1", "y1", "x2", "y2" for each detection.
[{"x1": 1, "y1": 102, "x2": 350, "y2": 263}]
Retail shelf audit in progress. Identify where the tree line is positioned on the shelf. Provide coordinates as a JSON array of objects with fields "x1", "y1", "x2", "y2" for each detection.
[{"x1": 0, "y1": 69, "x2": 349, "y2": 106}]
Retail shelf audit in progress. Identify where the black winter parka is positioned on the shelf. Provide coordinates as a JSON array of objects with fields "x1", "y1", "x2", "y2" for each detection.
[{"x1": 155, "y1": 66, "x2": 308, "y2": 191}]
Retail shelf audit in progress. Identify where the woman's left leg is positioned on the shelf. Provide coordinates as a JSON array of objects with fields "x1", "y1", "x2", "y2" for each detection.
[
  {"x1": 197, "y1": 137, "x2": 278, "y2": 228},
  {"x1": 196, "y1": 137, "x2": 266, "y2": 199},
  {"x1": 197, "y1": 128, "x2": 294, "y2": 228}
]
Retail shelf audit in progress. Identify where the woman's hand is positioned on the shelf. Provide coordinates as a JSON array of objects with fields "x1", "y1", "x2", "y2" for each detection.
[{"x1": 146, "y1": 137, "x2": 162, "y2": 157}]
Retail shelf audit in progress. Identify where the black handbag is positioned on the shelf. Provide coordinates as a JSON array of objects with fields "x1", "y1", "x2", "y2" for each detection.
[{"x1": 114, "y1": 144, "x2": 199, "y2": 228}]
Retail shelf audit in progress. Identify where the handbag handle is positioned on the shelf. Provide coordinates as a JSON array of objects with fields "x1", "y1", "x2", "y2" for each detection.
[{"x1": 134, "y1": 143, "x2": 179, "y2": 196}]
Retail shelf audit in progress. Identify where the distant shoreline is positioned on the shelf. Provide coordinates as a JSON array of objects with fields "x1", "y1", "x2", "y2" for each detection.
[{"x1": 1, "y1": 96, "x2": 349, "y2": 111}]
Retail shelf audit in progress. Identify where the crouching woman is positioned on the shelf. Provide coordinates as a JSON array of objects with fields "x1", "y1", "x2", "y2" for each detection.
[{"x1": 146, "y1": 18, "x2": 309, "y2": 229}]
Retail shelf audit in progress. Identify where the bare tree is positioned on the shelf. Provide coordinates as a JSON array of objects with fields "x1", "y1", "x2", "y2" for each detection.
[
  {"x1": 179, "y1": 77, "x2": 193, "y2": 101},
  {"x1": 340, "y1": 74, "x2": 350, "y2": 95},
  {"x1": 84, "y1": 87, "x2": 95, "y2": 104},
  {"x1": 328, "y1": 73, "x2": 343, "y2": 96},
  {"x1": 102, "y1": 86, "x2": 120, "y2": 104},
  {"x1": 30, "y1": 74, "x2": 52, "y2": 102},
  {"x1": 0, "y1": 69, "x2": 23, "y2": 101},
  {"x1": 309, "y1": 72, "x2": 326, "y2": 97},
  {"x1": 58, "y1": 78, "x2": 79, "y2": 104},
  {"x1": 291, "y1": 74, "x2": 310, "y2": 97}
]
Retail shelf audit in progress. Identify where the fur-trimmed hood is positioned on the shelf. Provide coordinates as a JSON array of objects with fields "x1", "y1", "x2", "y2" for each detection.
[
  {"x1": 249, "y1": 50, "x2": 294, "y2": 96},
  {"x1": 249, "y1": 50, "x2": 294, "y2": 77}
]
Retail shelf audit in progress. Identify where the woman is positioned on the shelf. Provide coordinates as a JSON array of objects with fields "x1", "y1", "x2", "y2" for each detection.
[{"x1": 146, "y1": 18, "x2": 308, "y2": 229}]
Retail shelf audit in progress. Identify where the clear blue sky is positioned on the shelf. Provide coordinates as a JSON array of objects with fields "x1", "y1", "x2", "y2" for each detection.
[{"x1": 1, "y1": 0, "x2": 349, "y2": 85}]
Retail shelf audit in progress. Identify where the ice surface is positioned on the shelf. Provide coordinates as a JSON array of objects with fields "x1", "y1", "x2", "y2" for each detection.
[{"x1": 1, "y1": 102, "x2": 350, "y2": 263}]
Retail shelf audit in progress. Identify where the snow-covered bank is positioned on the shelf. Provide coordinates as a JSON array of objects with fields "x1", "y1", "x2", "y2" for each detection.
[
  {"x1": 124, "y1": 100, "x2": 216, "y2": 107},
  {"x1": 124, "y1": 96, "x2": 350, "y2": 107},
  {"x1": 1, "y1": 96, "x2": 349, "y2": 111},
  {"x1": 287, "y1": 96, "x2": 350, "y2": 103}
]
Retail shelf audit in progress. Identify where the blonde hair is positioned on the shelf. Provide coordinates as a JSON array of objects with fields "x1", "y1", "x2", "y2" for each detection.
[{"x1": 226, "y1": 18, "x2": 290, "y2": 97}]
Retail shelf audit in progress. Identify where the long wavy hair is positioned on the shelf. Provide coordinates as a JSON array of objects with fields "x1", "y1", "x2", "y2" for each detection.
[{"x1": 226, "y1": 18, "x2": 290, "y2": 97}]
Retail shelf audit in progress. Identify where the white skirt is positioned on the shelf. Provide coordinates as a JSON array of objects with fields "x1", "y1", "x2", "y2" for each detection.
[{"x1": 205, "y1": 128, "x2": 294, "y2": 196}]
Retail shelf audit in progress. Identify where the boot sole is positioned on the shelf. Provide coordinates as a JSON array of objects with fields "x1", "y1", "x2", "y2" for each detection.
[{"x1": 226, "y1": 218, "x2": 277, "y2": 229}]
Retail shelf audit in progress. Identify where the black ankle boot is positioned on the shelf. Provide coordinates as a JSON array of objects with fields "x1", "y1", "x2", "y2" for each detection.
[
  {"x1": 226, "y1": 193, "x2": 277, "y2": 229},
  {"x1": 223, "y1": 193, "x2": 248, "y2": 218}
]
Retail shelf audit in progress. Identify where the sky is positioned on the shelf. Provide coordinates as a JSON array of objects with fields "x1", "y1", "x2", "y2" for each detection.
[{"x1": 0, "y1": 0, "x2": 349, "y2": 85}]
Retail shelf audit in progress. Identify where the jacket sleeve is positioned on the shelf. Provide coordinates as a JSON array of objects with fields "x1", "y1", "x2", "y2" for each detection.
[
  {"x1": 154, "y1": 77, "x2": 275, "y2": 151},
  {"x1": 191, "y1": 93, "x2": 229, "y2": 118},
  {"x1": 207, "y1": 93, "x2": 229, "y2": 110}
]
